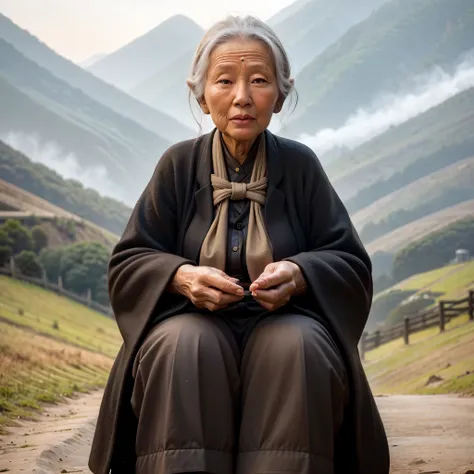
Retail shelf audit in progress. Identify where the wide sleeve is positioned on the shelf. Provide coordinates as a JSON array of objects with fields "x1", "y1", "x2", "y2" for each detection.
[
  {"x1": 108, "y1": 152, "x2": 195, "y2": 348},
  {"x1": 284, "y1": 153, "x2": 372, "y2": 347}
]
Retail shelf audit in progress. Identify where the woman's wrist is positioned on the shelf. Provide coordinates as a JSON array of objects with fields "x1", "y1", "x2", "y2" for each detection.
[
  {"x1": 288, "y1": 261, "x2": 307, "y2": 296},
  {"x1": 168, "y1": 264, "x2": 195, "y2": 295}
]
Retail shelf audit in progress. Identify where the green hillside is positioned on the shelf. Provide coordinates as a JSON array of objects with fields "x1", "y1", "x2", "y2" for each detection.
[
  {"x1": 0, "y1": 13, "x2": 192, "y2": 143},
  {"x1": 367, "y1": 260, "x2": 474, "y2": 331},
  {"x1": 284, "y1": 0, "x2": 474, "y2": 136},
  {"x1": 0, "y1": 140, "x2": 130, "y2": 235},
  {"x1": 0, "y1": 276, "x2": 121, "y2": 428},
  {"x1": 393, "y1": 217, "x2": 474, "y2": 281},
  {"x1": 0, "y1": 40, "x2": 166, "y2": 202},
  {"x1": 365, "y1": 314, "x2": 474, "y2": 396},
  {"x1": 330, "y1": 87, "x2": 474, "y2": 210},
  {"x1": 365, "y1": 200, "x2": 474, "y2": 258},
  {"x1": 353, "y1": 156, "x2": 474, "y2": 243}
]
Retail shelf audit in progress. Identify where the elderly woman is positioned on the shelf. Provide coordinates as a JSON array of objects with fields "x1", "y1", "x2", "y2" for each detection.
[{"x1": 89, "y1": 15, "x2": 389, "y2": 474}]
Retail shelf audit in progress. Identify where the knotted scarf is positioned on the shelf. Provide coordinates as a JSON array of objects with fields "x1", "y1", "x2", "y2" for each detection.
[{"x1": 199, "y1": 129, "x2": 273, "y2": 281}]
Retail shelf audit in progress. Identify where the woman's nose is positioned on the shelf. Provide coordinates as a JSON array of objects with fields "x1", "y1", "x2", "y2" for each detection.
[{"x1": 233, "y1": 81, "x2": 252, "y2": 107}]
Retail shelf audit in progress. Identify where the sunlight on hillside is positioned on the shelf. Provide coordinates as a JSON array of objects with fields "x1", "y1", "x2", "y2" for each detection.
[{"x1": 0, "y1": 276, "x2": 121, "y2": 358}]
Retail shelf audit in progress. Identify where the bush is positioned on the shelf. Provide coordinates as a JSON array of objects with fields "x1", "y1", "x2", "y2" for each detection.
[
  {"x1": 31, "y1": 225, "x2": 49, "y2": 253},
  {"x1": 393, "y1": 218, "x2": 474, "y2": 282},
  {"x1": 0, "y1": 219, "x2": 34, "y2": 255},
  {"x1": 14, "y1": 250, "x2": 44, "y2": 278},
  {"x1": 0, "y1": 245, "x2": 12, "y2": 267}
]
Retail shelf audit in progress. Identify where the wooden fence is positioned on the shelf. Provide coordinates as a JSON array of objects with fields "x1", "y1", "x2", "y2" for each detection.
[
  {"x1": 0, "y1": 259, "x2": 114, "y2": 318},
  {"x1": 359, "y1": 290, "x2": 474, "y2": 360}
]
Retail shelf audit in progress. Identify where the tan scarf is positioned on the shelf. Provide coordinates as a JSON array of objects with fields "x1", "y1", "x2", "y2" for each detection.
[{"x1": 199, "y1": 129, "x2": 273, "y2": 281}]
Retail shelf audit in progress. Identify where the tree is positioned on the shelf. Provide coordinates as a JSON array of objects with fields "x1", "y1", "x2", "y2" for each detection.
[
  {"x1": 31, "y1": 225, "x2": 49, "y2": 253},
  {"x1": 0, "y1": 219, "x2": 34, "y2": 255},
  {"x1": 0, "y1": 245, "x2": 12, "y2": 267},
  {"x1": 59, "y1": 241, "x2": 110, "y2": 300},
  {"x1": 15, "y1": 250, "x2": 44, "y2": 278},
  {"x1": 39, "y1": 247, "x2": 64, "y2": 282}
]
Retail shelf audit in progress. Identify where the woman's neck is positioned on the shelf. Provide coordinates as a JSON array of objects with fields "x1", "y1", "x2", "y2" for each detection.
[{"x1": 221, "y1": 133, "x2": 258, "y2": 165}]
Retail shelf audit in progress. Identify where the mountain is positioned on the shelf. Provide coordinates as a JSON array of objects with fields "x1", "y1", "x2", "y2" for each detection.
[
  {"x1": 328, "y1": 87, "x2": 474, "y2": 209},
  {"x1": 79, "y1": 53, "x2": 107, "y2": 68},
  {"x1": 267, "y1": 0, "x2": 312, "y2": 28},
  {"x1": 353, "y1": 156, "x2": 474, "y2": 243},
  {"x1": 283, "y1": 0, "x2": 474, "y2": 137},
  {"x1": 0, "y1": 40, "x2": 168, "y2": 203},
  {"x1": 0, "y1": 13, "x2": 193, "y2": 142},
  {"x1": 88, "y1": 15, "x2": 204, "y2": 91},
  {"x1": 269, "y1": 0, "x2": 388, "y2": 73},
  {"x1": 130, "y1": 49, "x2": 197, "y2": 128},
  {"x1": 0, "y1": 140, "x2": 130, "y2": 236},
  {"x1": 365, "y1": 200, "x2": 474, "y2": 257}
]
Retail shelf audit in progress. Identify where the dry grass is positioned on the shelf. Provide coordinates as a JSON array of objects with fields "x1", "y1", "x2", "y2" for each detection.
[
  {"x1": 0, "y1": 321, "x2": 113, "y2": 432},
  {"x1": 0, "y1": 276, "x2": 121, "y2": 358},
  {"x1": 365, "y1": 314, "x2": 474, "y2": 396},
  {"x1": 352, "y1": 156, "x2": 474, "y2": 230},
  {"x1": 0, "y1": 177, "x2": 119, "y2": 247},
  {"x1": 365, "y1": 200, "x2": 474, "y2": 255},
  {"x1": 0, "y1": 276, "x2": 122, "y2": 431}
]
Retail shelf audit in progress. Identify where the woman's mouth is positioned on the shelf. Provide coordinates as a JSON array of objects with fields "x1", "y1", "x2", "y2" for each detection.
[{"x1": 231, "y1": 116, "x2": 255, "y2": 125}]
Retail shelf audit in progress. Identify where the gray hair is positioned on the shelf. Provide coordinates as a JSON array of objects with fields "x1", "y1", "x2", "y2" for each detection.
[{"x1": 187, "y1": 16, "x2": 294, "y2": 105}]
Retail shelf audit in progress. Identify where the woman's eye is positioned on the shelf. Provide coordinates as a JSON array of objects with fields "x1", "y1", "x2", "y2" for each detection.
[
  {"x1": 218, "y1": 79, "x2": 231, "y2": 85},
  {"x1": 253, "y1": 78, "x2": 268, "y2": 84}
]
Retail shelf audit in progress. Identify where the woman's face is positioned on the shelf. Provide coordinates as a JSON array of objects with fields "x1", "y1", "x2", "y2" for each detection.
[{"x1": 199, "y1": 38, "x2": 281, "y2": 145}]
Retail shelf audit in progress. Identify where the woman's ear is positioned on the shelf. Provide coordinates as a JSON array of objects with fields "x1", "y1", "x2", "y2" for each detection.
[
  {"x1": 199, "y1": 97, "x2": 210, "y2": 115},
  {"x1": 186, "y1": 80, "x2": 210, "y2": 114},
  {"x1": 274, "y1": 78, "x2": 295, "y2": 113}
]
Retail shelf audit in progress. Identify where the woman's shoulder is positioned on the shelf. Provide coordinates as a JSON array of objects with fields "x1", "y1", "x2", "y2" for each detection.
[
  {"x1": 160, "y1": 133, "x2": 210, "y2": 164},
  {"x1": 153, "y1": 132, "x2": 212, "y2": 180}
]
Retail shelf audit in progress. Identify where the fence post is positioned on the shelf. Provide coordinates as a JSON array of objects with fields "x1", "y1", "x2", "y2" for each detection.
[
  {"x1": 42, "y1": 267, "x2": 47, "y2": 288},
  {"x1": 86, "y1": 288, "x2": 92, "y2": 307},
  {"x1": 9, "y1": 256, "x2": 15, "y2": 277},
  {"x1": 374, "y1": 329, "x2": 381, "y2": 348},
  {"x1": 404, "y1": 316, "x2": 410, "y2": 345},
  {"x1": 57, "y1": 275, "x2": 63, "y2": 294},
  {"x1": 359, "y1": 332, "x2": 367, "y2": 362},
  {"x1": 469, "y1": 290, "x2": 474, "y2": 322},
  {"x1": 439, "y1": 301, "x2": 445, "y2": 332}
]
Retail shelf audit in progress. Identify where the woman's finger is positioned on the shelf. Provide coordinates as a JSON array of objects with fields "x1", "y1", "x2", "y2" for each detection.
[
  {"x1": 252, "y1": 281, "x2": 294, "y2": 303},
  {"x1": 251, "y1": 267, "x2": 291, "y2": 291},
  {"x1": 194, "y1": 286, "x2": 243, "y2": 307},
  {"x1": 203, "y1": 273, "x2": 244, "y2": 296}
]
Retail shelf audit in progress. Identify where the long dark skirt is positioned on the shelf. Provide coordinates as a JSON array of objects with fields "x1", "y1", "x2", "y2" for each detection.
[{"x1": 130, "y1": 303, "x2": 349, "y2": 474}]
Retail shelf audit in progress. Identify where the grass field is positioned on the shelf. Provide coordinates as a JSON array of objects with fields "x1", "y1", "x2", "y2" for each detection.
[
  {"x1": 0, "y1": 276, "x2": 121, "y2": 432},
  {"x1": 391, "y1": 261, "x2": 474, "y2": 300},
  {"x1": 365, "y1": 314, "x2": 474, "y2": 396},
  {"x1": 374, "y1": 261, "x2": 474, "y2": 305}
]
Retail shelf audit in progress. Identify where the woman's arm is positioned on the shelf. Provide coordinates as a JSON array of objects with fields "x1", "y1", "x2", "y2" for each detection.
[{"x1": 283, "y1": 153, "x2": 373, "y2": 346}]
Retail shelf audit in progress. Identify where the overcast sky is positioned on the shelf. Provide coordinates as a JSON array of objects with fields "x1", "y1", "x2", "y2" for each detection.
[{"x1": 0, "y1": 0, "x2": 294, "y2": 63}]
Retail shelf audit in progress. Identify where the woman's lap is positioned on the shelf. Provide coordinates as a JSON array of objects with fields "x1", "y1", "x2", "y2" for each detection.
[{"x1": 131, "y1": 310, "x2": 348, "y2": 474}]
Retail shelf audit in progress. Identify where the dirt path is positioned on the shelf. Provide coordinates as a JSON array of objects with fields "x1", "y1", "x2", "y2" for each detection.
[{"x1": 1, "y1": 392, "x2": 473, "y2": 474}]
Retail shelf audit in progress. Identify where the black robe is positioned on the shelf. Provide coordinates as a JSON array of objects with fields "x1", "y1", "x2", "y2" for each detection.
[{"x1": 89, "y1": 129, "x2": 390, "y2": 474}]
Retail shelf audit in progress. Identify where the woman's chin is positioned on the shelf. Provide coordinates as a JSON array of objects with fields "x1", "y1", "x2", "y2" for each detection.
[{"x1": 224, "y1": 123, "x2": 265, "y2": 142}]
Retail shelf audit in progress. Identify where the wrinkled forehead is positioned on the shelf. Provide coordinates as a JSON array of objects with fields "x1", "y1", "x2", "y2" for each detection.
[{"x1": 208, "y1": 37, "x2": 275, "y2": 71}]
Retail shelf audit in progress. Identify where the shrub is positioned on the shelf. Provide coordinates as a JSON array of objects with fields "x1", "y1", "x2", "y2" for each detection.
[
  {"x1": 31, "y1": 225, "x2": 49, "y2": 253},
  {"x1": 14, "y1": 250, "x2": 44, "y2": 278}
]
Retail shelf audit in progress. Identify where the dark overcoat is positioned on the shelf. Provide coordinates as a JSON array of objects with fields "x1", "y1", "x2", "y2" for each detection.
[{"x1": 89, "y1": 128, "x2": 390, "y2": 474}]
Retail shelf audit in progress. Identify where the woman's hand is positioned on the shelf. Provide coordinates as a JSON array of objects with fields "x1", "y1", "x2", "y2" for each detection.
[
  {"x1": 169, "y1": 264, "x2": 245, "y2": 311},
  {"x1": 249, "y1": 261, "x2": 307, "y2": 311}
]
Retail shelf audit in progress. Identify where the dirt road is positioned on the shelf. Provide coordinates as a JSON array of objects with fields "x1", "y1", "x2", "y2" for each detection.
[{"x1": 1, "y1": 392, "x2": 473, "y2": 474}]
